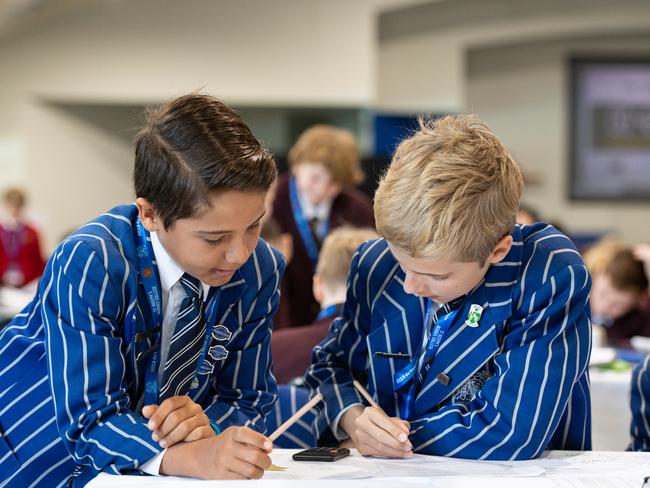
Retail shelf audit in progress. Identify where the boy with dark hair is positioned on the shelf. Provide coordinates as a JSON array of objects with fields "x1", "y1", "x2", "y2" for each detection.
[
  {"x1": 305, "y1": 115, "x2": 592, "y2": 460},
  {"x1": 0, "y1": 94, "x2": 284, "y2": 485}
]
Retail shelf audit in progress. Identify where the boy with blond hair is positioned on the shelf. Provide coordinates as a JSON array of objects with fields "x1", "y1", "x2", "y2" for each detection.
[
  {"x1": 272, "y1": 226, "x2": 377, "y2": 384},
  {"x1": 305, "y1": 115, "x2": 592, "y2": 460},
  {"x1": 273, "y1": 125, "x2": 374, "y2": 328}
]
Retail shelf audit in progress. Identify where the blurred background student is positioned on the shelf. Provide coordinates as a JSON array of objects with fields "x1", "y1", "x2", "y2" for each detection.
[
  {"x1": 0, "y1": 187, "x2": 46, "y2": 327},
  {"x1": 585, "y1": 239, "x2": 650, "y2": 349},
  {"x1": 271, "y1": 226, "x2": 377, "y2": 384},
  {"x1": 0, "y1": 187, "x2": 45, "y2": 289},
  {"x1": 273, "y1": 125, "x2": 374, "y2": 328}
]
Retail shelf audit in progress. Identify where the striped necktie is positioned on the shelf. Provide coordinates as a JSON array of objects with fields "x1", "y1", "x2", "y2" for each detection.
[{"x1": 159, "y1": 273, "x2": 206, "y2": 402}]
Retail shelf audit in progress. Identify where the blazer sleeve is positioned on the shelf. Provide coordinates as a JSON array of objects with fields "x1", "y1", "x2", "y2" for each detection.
[
  {"x1": 42, "y1": 239, "x2": 161, "y2": 475},
  {"x1": 409, "y1": 264, "x2": 592, "y2": 460},
  {"x1": 304, "y1": 247, "x2": 369, "y2": 436},
  {"x1": 203, "y1": 243, "x2": 285, "y2": 434},
  {"x1": 630, "y1": 355, "x2": 650, "y2": 451}
]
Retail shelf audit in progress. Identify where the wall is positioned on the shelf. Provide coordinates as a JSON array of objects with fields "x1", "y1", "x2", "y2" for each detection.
[
  {"x1": 377, "y1": 0, "x2": 650, "y2": 243},
  {"x1": 467, "y1": 35, "x2": 650, "y2": 243},
  {"x1": 0, "y1": 0, "x2": 384, "y2": 252}
]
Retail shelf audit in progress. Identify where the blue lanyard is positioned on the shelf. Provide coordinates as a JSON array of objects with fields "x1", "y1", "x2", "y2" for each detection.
[
  {"x1": 316, "y1": 304, "x2": 339, "y2": 321},
  {"x1": 288, "y1": 176, "x2": 329, "y2": 269},
  {"x1": 393, "y1": 301, "x2": 459, "y2": 419},
  {"x1": 134, "y1": 219, "x2": 223, "y2": 406},
  {"x1": 134, "y1": 219, "x2": 164, "y2": 406}
]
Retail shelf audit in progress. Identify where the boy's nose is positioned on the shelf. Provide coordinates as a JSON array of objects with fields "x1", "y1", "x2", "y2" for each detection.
[
  {"x1": 403, "y1": 272, "x2": 428, "y2": 297},
  {"x1": 225, "y1": 240, "x2": 249, "y2": 265}
]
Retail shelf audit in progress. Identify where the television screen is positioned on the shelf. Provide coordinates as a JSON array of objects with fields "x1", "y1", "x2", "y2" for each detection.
[{"x1": 569, "y1": 58, "x2": 650, "y2": 200}]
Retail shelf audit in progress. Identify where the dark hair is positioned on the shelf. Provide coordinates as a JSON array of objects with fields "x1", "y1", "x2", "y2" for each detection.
[
  {"x1": 606, "y1": 249, "x2": 649, "y2": 292},
  {"x1": 134, "y1": 93, "x2": 277, "y2": 228}
]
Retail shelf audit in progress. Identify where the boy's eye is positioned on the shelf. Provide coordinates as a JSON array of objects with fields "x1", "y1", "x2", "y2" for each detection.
[
  {"x1": 204, "y1": 237, "x2": 224, "y2": 246},
  {"x1": 248, "y1": 222, "x2": 261, "y2": 232},
  {"x1": 431, "y1": 275, "x2": 449, "y2": 281}
]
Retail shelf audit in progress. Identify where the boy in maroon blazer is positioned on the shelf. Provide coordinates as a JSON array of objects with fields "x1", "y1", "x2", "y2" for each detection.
[{"x1": 273, "y1": 125, "x2": 374, "y2": 328}]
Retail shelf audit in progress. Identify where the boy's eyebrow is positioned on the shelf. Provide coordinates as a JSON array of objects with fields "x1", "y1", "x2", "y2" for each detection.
[
  {"x1": 196, "y1": 210, "x2": 266, "y2": 235},
  {"x1": 408, "y1": 267, "x2": 450, "y2": 278}
]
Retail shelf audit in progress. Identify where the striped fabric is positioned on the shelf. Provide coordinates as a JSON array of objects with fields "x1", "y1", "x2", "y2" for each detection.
[
  {"x1": 265, "y1": 385, "x2": 318, "y2": 449},
  {"x1": 305, "y1": 223, "x2": 592, "y2": 460},
  {"x1": 0, "y1": 204, "x2": 284, "y2": 487},
  {"x1": 630, "y1": 355, "x2": 650, "y2": 451}
]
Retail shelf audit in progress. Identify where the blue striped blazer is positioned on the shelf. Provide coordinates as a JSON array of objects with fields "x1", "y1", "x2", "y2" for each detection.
[
  {"x1": 630, "y1": 355, "x2": 650, "y2": 451},
  {"x1": 0, "y1": 204, "x2": 284, "y2": 487},
  {"x1": 305, "y1": 223, "x2": 592, "y2": 460}
]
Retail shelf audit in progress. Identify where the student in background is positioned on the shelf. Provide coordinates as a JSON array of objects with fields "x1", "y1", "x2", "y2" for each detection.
[
  {"x1": 0, "y1": 94, "x2": 283, "y2": 485},
  {"x1": 586, "y1": 242, "x2": 650, "y2": 349},
  {"x1": 305, "y1": 115, "x2": 591, "y2": 460},
  {"x1": 273, "y1": 125, "x2": 374, "y2": 328},
  {"x1": 0, "y1": 187, "x2": 45, "y2": 288},
  {"x1": 272, "y1": 226, "x2": 377, "y2": 384}
]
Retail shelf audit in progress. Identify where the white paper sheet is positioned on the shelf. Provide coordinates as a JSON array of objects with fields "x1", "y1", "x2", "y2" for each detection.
[{"x1": 87, "y1": 449, "x2": 650, "y2": 488}]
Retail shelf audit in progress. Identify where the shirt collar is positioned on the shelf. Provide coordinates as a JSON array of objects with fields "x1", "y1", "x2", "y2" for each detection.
[
  {"x1": 297, "y1": 188, "x2": 332, "y2": 222},
  {"x1": 150, "y1": 231, "x2": 210, "y2": 298}
]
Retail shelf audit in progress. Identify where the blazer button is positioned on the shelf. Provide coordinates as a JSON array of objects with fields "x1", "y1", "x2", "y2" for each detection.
[{"x1": 436, "y1": 372, "x2": 451, "y2": 386}]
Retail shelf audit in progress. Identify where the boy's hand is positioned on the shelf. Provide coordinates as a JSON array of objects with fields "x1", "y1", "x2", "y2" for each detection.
[
  {"x1": 143, "y1": 395, "x2": 214, "y2": 448},
  {"x1": 160, "y1": 426, "x2": 273, "y2": 479},
  {"x1": 341, "y1": 405, "x2": 412, "y2": 458}
]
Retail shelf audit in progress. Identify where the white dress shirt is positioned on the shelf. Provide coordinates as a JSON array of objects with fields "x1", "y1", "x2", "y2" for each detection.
[
  {"x1": 296, "y1": 189, "x2": 333, "y2": 240},
  {"x1": 140, "y1": 232, "x2": 210, "y2": 475}
]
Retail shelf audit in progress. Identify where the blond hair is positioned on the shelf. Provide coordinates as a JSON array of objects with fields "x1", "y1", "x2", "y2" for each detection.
[
  {"x1": 374, "y1": 115, "x2": 523, "y2": 263},
  {"x1": 288, "y1": 125, "x2": 364, "y2": 186},
  {"x1": 583, "y1": 238, "x2": 625, "y2": 276},
  {"x1": 316, "y1": 227, "x2": 378, "y2": 287}
]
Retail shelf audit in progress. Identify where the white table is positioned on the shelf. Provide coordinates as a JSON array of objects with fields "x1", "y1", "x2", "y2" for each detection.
[{"x1": 89, "y1": 449, "x2": 650, "y2": 488}]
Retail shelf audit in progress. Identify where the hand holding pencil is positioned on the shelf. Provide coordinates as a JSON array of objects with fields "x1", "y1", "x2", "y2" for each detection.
[{"x1": 339, "y1": 380, "x2": 412, "y2": 458}]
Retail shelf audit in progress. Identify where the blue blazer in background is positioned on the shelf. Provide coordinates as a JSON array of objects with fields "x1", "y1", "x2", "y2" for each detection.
[
  {"x1": 0, "y1": 204, "x2": 284, "y2": 487},
  {"x1": 305, "y1": 223, "x2": 592, "y2": 460}
]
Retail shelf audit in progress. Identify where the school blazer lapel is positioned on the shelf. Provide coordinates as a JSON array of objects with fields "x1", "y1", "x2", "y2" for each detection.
[
  {"x1": 218, "y1": 271, "x2": 247, "y2": 313},
  {"x1": 366, "y1": 276, "x2": 425, "y2": 417},
  {"x1": 126, "y1": 270, "x2": 248, "y2": 403},
  {"x1": 412, "y1": 285, "x2": 500, "y2": 417}
]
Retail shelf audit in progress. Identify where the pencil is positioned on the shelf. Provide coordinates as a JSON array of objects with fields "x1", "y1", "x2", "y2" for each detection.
[
  {"x1": 353, "y1": 380, "x2": 409, "y2": 444},
  {"x1": 352, "y1": 380, "x2": 379, "y2": 409},
  {"x1": 268, "y1": 392, "x2": 323, "y2": 442}
]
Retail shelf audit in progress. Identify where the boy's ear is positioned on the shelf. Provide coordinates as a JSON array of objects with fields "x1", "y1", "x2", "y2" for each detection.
[
  {"x1": 313, "y1": 273, "x2": 324, "y2": 305},
  {"x1": 488, "y1": 234, "x2": 513, "y2": 265},
  {"x1": 135, "y1": 197, "x2": 160, "y2": 232}
]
